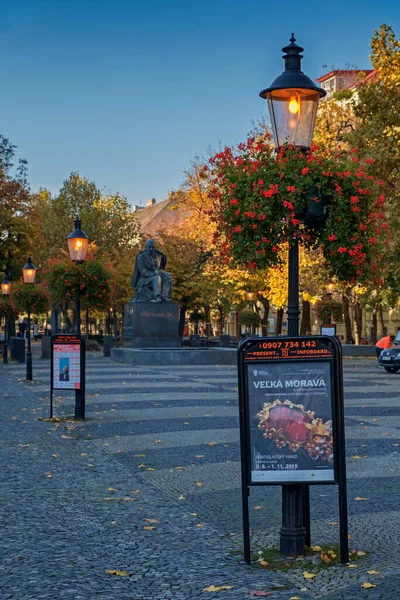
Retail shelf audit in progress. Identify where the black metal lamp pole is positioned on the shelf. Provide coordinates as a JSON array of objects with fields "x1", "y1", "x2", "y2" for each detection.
[
  {"x1": 67, "y1": 216, "x2": 89, "y2": 419},
  {"x1": 260, "y1": 35, "x2": 326, "y2": 557},
  {"x1": 22, "y1": 257, "x2": 37, "y2": 381},
  {"x1": 1, "y1": 272, "x2": 11, "y2": 364}
]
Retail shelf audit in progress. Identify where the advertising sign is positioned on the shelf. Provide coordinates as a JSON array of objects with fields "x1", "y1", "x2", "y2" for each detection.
[
  {"x1": 247, "y1": 360, "x2": 334, "y2": 483},
  {"x1": 320, "y1": 324, "x2": 337, "y2": 336},
  {"x1": 53, "y1": 342, "x2": 81, "y2": 389},
  {"x1": 50, "y1": 334, "x2": 86, "y2": 419}
]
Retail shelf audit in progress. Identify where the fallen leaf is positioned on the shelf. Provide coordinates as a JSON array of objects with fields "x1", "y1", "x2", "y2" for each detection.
[
  {"x1": 146, "y1": 467, "x2": 156, "y2": 471},
  {"x1": 104, "y1": 497, "x2": 121, "y2": 501},
  {"x1": 348, "y1": 564, "x2": 357, "y2": 568},
  {"x1": 351, "y1": 455, "x2": 362, "y2": 459},
  {"x1": 130, "y1": 490, "x2": 140, "y2": 495},
  {"x1": 108, "y1": 487, "x2": 118, "y2": 492},
  {"x1": 303, "y1": 572, "x2": 316, "y2": 579},
  {"x1": 207, "y1": 442, "x2": 216, "y2": 446},
  {"x1": 253, "y1": 506, "x2": 263, "y2": 510},
  {"x1": 367, "y1": 570, "x2": 380, "y2": 575},
  {"x1": 196, "y1": 481, "x2": 205, "y2": 487},
  {"x1": 138, "y1": 464, "x2": 147, "y2": 468},
  {"x1": 178, "y1": 495, "x2": 186, "y2": 500},
  {"x1": 154, "y1": 440, "x2": 162, "y2": 443},
  {"x1": 289, "y1": 597, "x2": 301, "y2": 600},
  {"x1": 136, "y1": 454, "x2": 146, "y2": 457},
  {"x1": 51, "y1": 454, "x2": 59, "y2": 458},
  {"x1": 60, "y1": 435, "x2": 73, "y2": 439},
  {"x1": 143, "y1": 526, "x2": 156, "y2": 530},
  {"x1": 196, "y1": 524, "x2": 205, "y2": 528},
  {"x1": 361, "y1": 582, "x2": 376, "y2": 589},
  {"x1": 357, "y1": 551, "x2": 366, "y2": 556},
  {"x1": 45, "y1": 472, "x2": 53, "y2": 478},
  {"x1": 203, "y1": 585, "x2": 234, "y2": 592},
  {"x1": 329, "y1": 521, "x2": 339, "y2": 526},
  {"x1": 190, "y1": 513, "x2": 197, "y2": 516},
  {"x1": 355, "y1": 497, "x2": 368, "y2": 501},
  {"x1": 122, "y1": 497, "x2": 136, "y2": 501},
  {"x1": 195, "y1": 455, "x2": 205, "y2": 458},
  {"x1": 258, "y1": 559, "x2": 269, "y2": 567},
  {"x1": 311, "y1": 545, "x2": 322, "y2": 551},
  {"x1": 105, "y1": 570, "x2": 131, "y2": 577},
  {"x1": 144, "y1": 519, "x2": 159, "y2": 523},
  {"x1": 18, "y1": 444, "x2": 30, "y2": 448}
]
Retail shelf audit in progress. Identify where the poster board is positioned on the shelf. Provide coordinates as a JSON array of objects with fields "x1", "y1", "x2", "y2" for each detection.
[
  {"x1": 320, "y1": 324, "x2": 337, "y2": 336},
  {"x1": 51, "y1": 334, "x2": 84, "y2": 391}
]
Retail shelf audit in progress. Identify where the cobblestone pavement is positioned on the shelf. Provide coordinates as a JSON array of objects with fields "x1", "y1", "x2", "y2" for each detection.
[{"x1": 1, "y1": 353, "x2": 400, "y2": 599}]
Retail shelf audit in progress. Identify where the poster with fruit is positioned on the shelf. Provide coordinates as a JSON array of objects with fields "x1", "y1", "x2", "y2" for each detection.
[{"x1": 247, "y1": 360, "x2": 334, "y2": 483}]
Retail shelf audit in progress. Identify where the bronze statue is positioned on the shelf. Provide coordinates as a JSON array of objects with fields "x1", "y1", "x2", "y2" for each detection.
[{"x1": 131, "y1": 239, "x2": 173, "y2": 303}]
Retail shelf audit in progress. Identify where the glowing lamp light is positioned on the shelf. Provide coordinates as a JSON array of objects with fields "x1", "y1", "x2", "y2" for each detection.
[
  {"x1": 288, "y1": 96, "x2": 300, "y2": 114},
  {"x1": 1, "y1": 274, "x2": 11, "y2": 295},
  {"x1": 22, "y1": 257, "x2": 37, "y2": 284},
  {"x1": 325, "y1": 277, "x2": 335, "y2": 296},
  {"x1": 67, "y1": 217, "x2": 89, "y2": 262},
  {"x1": 260, "y1": 35, "x2": 326, "y2": 151}
]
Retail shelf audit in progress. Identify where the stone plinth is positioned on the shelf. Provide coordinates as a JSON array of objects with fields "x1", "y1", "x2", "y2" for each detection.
[
  {"x1": 123, "y1": 302, "x2": 181, "y2": 348},
  {"x1": 111, "y1": 347, "x2": 236, "y2": 365}
]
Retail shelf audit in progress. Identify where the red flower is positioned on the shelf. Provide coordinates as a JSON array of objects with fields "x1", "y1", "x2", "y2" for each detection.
[
  {"x1": 350, "y1": 196, "x2": 359, "y2": 204},
  {"x1": 328, "y1": 234, "x2": 336, "y2": 242},
  {"x1": 338, "y1": 247, "x2": 347, "y2": 253},
  {"x1": 292, "y1": 218, "x2": 300, "y2": 226},
  {"x1": 301, "y1": 167, "x2": 310, "y2": 175},
  {"x1": 229, "y1": 198, "x2": 239, "y2": 206},
  {"x1": 232, "y1": 225, "x2": 243, "y2": 233},
  {"x1": 287, "y1": 185, "x2": 296, "y2": 193},
  {"x1": 359, "y1": 224, "x2": 368, "y2": 231}
]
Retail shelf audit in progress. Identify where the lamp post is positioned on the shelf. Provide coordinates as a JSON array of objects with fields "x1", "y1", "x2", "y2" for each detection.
[
  {"x1": 260, "y1": 35, "x2": 326, "y2": 558},
  {"x1": 246, "y1": 287, "x2": 255, "y2": 311},
  {"x1": 325, "y1": 277, "x2": 335, "y2": 324},
  {"x1": 22, "y1": 257, "x2": 37, "y2": 380},
  {"x1": 67, "y1": 216, "x2": 89, "y2": 420},
  {"x1": 67, "y1": 216, "x2": 89, "y2": 335},
  {"x1": 1, "y1": 272, "x2": 11, "y2": 364}
]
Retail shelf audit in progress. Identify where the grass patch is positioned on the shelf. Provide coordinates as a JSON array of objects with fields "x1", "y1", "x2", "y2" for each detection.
[{"x1": 255, "y1": 544, "x2": 366, "y2": 572}]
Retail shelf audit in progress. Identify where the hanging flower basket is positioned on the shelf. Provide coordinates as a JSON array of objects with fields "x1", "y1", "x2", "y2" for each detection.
[
  {"x1": 10, "y1": 281, "x2": 50, "y2": 315},
  {"x1": 314, "y1": 299, "x2": 343, "y2": 323},
  {"x1": 205, "y1": 136, "x2": 388, "y2": 284}
]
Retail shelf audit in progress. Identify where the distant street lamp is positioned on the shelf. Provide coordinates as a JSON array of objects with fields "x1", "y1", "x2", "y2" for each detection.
[
  {"x1": 260, "y1": 35, "x2": 326, "y2": 558},
  {"x1": 67, "y1": 216, "x2": 89, "y2": 335},
  {"x1": 22, "y1": 256, "x2": 37, "y2": 380},
  {"x1": 1, "y1": 272, "x2": 11, "y2": 364},
  {"x1": 325, "y1": 277, "x2": 335, "y2": 325},
  {"x1": 246, "y1": 287, "x2": 255, "y2": 310}
]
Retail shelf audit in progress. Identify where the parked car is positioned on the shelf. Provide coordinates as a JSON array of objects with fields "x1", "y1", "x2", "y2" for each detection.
[{"x1": 378, "y1": 330, "x2": 400, "y2": 373}]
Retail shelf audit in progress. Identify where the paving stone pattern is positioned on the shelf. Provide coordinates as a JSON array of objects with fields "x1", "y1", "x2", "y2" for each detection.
[{"x1": 1, "y1": 352, "x2": 400, "y2": 599}]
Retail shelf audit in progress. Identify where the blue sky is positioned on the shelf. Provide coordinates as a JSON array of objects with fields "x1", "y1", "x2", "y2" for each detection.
[{"x1": 1, "y1": 0, "x2": 399, "y2": 206}]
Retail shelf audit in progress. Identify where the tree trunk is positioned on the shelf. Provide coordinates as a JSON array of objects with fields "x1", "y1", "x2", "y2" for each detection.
[
  {"x1": 260, "y1": 298, "x2": 269, "y2": 336},
  {"x1": 85, "y1": 308, "x2": 89, "y2": 338},
  {"x1": 113, "y1": 305, "x2": 118, "y2": 336},
  {"x1": 300, "y1": 300, "x2": 311, "y2": 335},
  {"x1": 371, "y1": 307, "x2": 378, "y2": 344},
  {"x1": 204, "y1": 306, "x2": 213, "y2": 337},
  {"x1": 342, "y1": 288, "x2": 353, "y2": 343},
  {"x1": 179, "y1": 302, "x2": 187, "y2": 337},
  {"x1": 276, "y1": 308, "x2": 284, "y2": 335},
  {"x1": 353, "y1": 300, "x2": 362, "y2": 345},
  {"x1": 378, "y1": 304, "x2": 386, "y2": 337}
]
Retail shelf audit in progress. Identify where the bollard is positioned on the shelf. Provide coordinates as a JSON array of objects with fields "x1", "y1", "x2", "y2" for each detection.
[
  {"x1": 220, "y1": 334, "x2": 231, "y2": 348},
  {"x1": 10, "y1": 336, "x2": 25, "y2": 363},
  {"x1": 103, "y1": 335, "x2": 114, "y2": 357}
]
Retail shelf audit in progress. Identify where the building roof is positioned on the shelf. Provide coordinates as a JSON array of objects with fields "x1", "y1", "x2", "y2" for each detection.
[
  {"x1": 316, "y1": 69, "x2": 373, "y2": 83},
  {"x1": 134, "y1": 197, "x2": 192, "y2": 236}
]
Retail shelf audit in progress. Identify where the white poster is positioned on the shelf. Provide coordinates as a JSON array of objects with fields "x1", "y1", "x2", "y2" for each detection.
[{"x1": 53, "y1": 344, "x2": 81, "y2": 390}]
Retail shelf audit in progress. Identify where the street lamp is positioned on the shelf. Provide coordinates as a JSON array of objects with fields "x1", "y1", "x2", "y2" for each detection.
[
  {"x1": 325, "y1": 277, "x2": 335, "y2": 325},
  {"x1": 260, "y1": 35, "x2": 326, "y2": 558},
  {"x1": 246, "y1": 287, "x2": 255, "y2": 309},
  {"x1": 1, "y1": 272, "x2": 11, "y2": 364},
  {"x1": 22, "y1": 256, "x2": 37, "y2": 380},
  {"x1": 67, "y1": 216, "x2": 89, "y2": 335}
]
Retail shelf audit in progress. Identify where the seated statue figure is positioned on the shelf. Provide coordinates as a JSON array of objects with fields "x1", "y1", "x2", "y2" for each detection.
[{"x1": 131, "y1": 239, "x2": 173, "y2": 303}]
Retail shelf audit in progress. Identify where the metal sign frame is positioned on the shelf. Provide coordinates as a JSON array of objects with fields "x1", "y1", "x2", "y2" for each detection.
[
  {"x1": 50, "y1": 334, "x2": 86, "y2": 419},
  {"x1": 320, "y1": 324, "x2": 337, "y2": 336},
  {"x1": 238, "y1": 335, "x2": 348, "y2": 564}
]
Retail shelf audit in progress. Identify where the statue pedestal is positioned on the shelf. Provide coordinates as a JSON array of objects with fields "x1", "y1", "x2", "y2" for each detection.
[{"x1": 123, "y1": 302, "x2": 181, "y2": 348}]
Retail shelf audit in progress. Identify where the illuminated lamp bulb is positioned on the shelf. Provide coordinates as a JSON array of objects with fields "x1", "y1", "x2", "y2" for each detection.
[{"x1": 288, "y1": 96, "x2": 300, "y2": 114}]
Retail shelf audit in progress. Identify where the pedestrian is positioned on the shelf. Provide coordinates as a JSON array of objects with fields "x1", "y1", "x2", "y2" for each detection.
[
  {"x1": 375, "y1": 334, "x2": 395, "y2": 359},
  {"x1": 33, "y1": 323, "x2": 38, "y2": 341}
]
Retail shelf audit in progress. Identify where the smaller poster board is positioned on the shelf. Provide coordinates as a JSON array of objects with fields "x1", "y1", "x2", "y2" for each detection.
[{"x1": 320, "y1": 324, "x2": 337, "y2": 336}]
